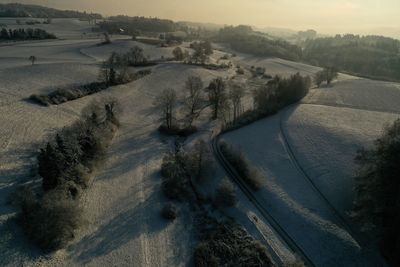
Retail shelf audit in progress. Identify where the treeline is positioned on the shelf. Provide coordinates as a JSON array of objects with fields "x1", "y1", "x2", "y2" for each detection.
[
  {"x1": 0, "y1": 3, "x2": 102, "y2": 19},
  {"x1": 353, "y1": 119, "x2": 400, "y2": 266},
  {"x1": 16, "y1": 99, "x2": 120, "y2": 251},
  {"x1": 0, "y1": 28, "x2": 56, "y2": 41},
  {"x1": 225, "y1": 73, "x2": 311, "y2": 130},
  {"x1": 30, "y1": 69, "x2": 150, "y2": 106},
  {"x1": 99, "y1": 16, "x2": 179, "y2": 35},
  {"x1": 30, "y1": 47, "x2": 152, "y2": 106},
  {"x1": 303, "y1": 34, "x2": 400, "y2": 81},
  {"x1": 217, "y1": 25, "x2": 302, "y2": 61}
]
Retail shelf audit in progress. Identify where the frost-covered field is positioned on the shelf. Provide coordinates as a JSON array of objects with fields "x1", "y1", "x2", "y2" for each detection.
[
  {"x1": 0, "y1": 19, "x2": 234, "y2": 265},
  {"x1": 282, "y1": 105, "x2": 399, "y2": 217},
  {"x1": 1, "y1": 17, "x2": 397, "y2": 266},
  {"x1": 304, "y1": 78, "x2": 400, "y2": 113},
  {"x1": 222, "y1": 63, "x2": 400, "y2": 265}
]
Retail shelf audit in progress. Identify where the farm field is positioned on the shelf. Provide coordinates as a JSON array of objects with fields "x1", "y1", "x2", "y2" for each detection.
[
  {"x1": 221, "y1": 71, "x2": 400, "y2": 265},
  {"x1": 0, "y1": 15, "x2": 398, "y2": 267}
]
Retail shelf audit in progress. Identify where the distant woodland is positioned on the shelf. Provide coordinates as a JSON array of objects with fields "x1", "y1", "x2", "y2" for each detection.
[
  {"x1": 98, "y1": 16, "x2": 179, "y2": 34},
  {"x1": 0, "y1": 3, "x2": 102, "y2": 19},
  {"x1": 0, "y1": 28, "x2": 56, "y2": 41},
  {"x1": 1, "y1": 4, "x2": 399, "y2": 81},
  {"x1": 216, "y1": 25, "x2": 302, "y2": 61},
  {"x1": 303, "y1": 35, "x2": 400, "y2": 81}
]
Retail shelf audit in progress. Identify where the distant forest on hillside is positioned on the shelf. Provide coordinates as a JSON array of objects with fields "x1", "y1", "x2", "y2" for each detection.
[
  {"x1": 216, "y1": 25, "x2": 302, "y2": 61},
  {"x1": 0, "y1": 3, "x2": 102, "y2": 19},
  {"x1": 98, "y1": 16, "x2": 179, "y2": 34},
  {"x1": 303, "y1": 35, "x2": 400, "y2": 81},
  {"x1": 1, "y1": 3, "x2": 399, "y2": 81},
  {"x1": 99, "y1": 16, "x2": 400, "y2": 81}
]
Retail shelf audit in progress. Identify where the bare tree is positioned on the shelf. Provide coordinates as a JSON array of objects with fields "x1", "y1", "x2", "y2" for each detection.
[
  {"x1": 103, "y1": 32, "x2": 111, "y2": 44},
  {"x1": 325, "y1": 67, "x2": 338, "y2": 85},
  {"x1": 99, "y1": 52, "x2": 118, "y2": 85},
  {"x1": 29, "y1": 55, "x2": 36, "y2": 66},
  {"x1": 228, "y1": 83, "x2": 245, "y2": 123},
  {"x1": 183, "y1": 76, "x2": 207, "y2": 127},
  {"x1": 154, "y1": 88, "x2": 177, "y2": 129},
  {"x1": 206, "y1": 78, "x2": 227, "y2": 120},
  {"x1": 127, "y1": 46, "x2": 147, "y2": 66}
]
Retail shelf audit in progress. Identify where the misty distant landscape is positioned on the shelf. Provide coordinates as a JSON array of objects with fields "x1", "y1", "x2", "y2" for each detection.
[{"x1": 0, "y1": 2, "x2": 399, "y2": 267}]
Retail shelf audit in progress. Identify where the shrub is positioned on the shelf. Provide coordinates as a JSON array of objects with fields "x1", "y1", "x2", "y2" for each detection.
[
  {"x1": 160, "y1": 152, "x2": 190, "y2": 201},
  {"x1": 158, "y1": 124, "x2": 197, "y2": 137},
  {"x1": 194, "y1": 221, "x2": 273, "y2": 267},
  {"x1": 17, "y1": 186, "x2": 82, "y2": 251},
  {"x1": 28, "y1": 94, "x2": 50, "y2": 106},
  {"x1": 219, "y1": 142, "x2": 263, "y2": 190},
  {"x1": 194, "y1": 242, "x2": 219, "y2": 267},
  {"x1": 214, "y1": 179, "x2": 237, "y2": 208},
  {"x1": 236, "y1": 68, "x2": 244, "y2": 75},
  {"x1": 161, "y1": 203, "x2": 178, "y2": 220}
]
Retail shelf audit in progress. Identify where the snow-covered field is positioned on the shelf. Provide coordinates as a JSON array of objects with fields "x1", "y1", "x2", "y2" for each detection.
[
  {"x1": 222, "y1": 66, "x2": 400, "y2": 265},
  {"x1": 0, "y1": 21, "x2": 234, "y2": 266},
  {"x1": 1, "y1": 17, "x2": 398, "y2": 266}
]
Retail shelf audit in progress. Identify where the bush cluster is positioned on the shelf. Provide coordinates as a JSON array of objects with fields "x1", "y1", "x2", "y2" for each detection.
[
  {"x1": 161, "y1": 203, "x2": 178, "y2": 220},
  {"x1": 194, "y1": 220, "x2": 273, "y2": 267},
  {"x1": 29, "y1": 69, "x2": 151, "y2": 106},
  {"x1": 17, "y1": 99, "x2": 120, "y2": 251},
  {"x1": 219, "y1": 142, "x2": 263, "y2": 191},
  {"x1": 158, "y1": 124, "x2": 197, "y2": 137},
  {"x1": 160, "y1": 152, "x2": 191, "y2": 201}
]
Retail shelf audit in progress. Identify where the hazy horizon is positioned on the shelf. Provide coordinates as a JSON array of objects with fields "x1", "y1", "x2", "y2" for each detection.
[{"x1": 1, "y1": 0, "x2": 400, "y2": 38}]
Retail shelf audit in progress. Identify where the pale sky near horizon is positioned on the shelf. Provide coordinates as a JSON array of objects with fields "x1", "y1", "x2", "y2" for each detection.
[{"x1": 1, "y1": 0, "x2": 400, "y2": 36}]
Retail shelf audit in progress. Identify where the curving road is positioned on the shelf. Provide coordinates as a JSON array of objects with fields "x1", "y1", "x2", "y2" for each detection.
[{"x1": 211, "y1": 136, "x2": 315, "y2": 267}]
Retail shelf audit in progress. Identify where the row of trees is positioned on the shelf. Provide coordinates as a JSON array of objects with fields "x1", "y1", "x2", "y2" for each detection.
[
  {"x1": 99, "y1": 16, "x2": 178, "y2": 35},
  {"x1": 172, "y1": 41, "x2": 214, "y2": 65},
  {"x1": 154, "y1": 76, "x2": 247, "y2": 133},
  {"x1": 0, "y1": 3, "x2": 102, "y2": 18},
  {"x1": 17, "y1": 99, "x2": 120, "y2": 251},
  {"x1": 253, "y1": 73, "x2": 311, "y2": 113},
  {"x1": 29, "y1": 50, "x2": 151, "y2": 106},
  {"x1": 314, "y1": 67, "x2": 339, "y2": 87},
  {"x1": 0, "y1": 28, "x2": 56, "y2": 40},
  {"x1": 156, "y1": 72, "x2": 312, "y2": 133},
  {"x1": 99, "y1": 46, "x2": 149, "y2": 86}
]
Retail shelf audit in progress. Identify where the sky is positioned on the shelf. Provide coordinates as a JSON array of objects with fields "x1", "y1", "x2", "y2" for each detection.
[{"x1": 2, "y1": 0, "x2": 400, "y2": 37}]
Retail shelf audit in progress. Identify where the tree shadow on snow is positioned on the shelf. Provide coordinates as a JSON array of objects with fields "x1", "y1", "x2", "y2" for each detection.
[{"x1": 71, "y1": 173, "x2": 178, "y2": 265}]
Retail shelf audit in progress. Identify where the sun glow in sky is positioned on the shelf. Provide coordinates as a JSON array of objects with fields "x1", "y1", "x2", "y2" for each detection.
[{"x1": 2, "y1": 0, "x2": 400, "y2": 36}]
